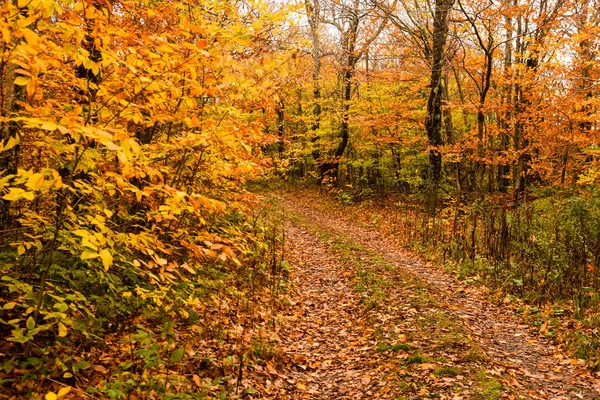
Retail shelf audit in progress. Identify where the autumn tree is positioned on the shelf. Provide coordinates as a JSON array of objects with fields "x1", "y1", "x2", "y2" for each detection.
[{"x1": 0, "y1": 0, "x2": 295, "y2": 397}]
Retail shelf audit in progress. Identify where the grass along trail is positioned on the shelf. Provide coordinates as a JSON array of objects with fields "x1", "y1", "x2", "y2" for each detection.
[{"x1": 263, "y1": 191, "x2": 600, "y2": 399}]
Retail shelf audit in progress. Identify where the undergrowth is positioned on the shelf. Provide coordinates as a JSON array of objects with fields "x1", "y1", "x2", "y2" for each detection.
[{"x1": 0, "y1": 199, "x2": 289, "y2": 399}]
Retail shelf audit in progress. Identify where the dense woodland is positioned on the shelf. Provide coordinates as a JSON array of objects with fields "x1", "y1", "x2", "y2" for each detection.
[{"x1": 2, "y1": 0, "x2": 600, "y2": 398}]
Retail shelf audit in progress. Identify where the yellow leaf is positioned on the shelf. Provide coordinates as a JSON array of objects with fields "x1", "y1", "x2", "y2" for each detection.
[
  {"x1": 2, "y1": 135, "x2": 20, "y2": 152},
  {"x1": 3, "y1": 302, "x2": 16, "y2": 310},
  {"x1": 99, "y1": 249, "x2": 113, "y2": 271},
  {"x1": 17, "y1": 246, "x2": 25, "y2": 255},
  {"x1": 57, "y1": 387, "x2": 71, "y2": 397},
  {"x1": 191, "y1": 116, "x2": 201, "y2": 127},
  {"x1": 14, "y1": 76, "x2": 30, "y2": 86},
  {"x1": 2, "y1": 188, "x2": 34, "y2": 201},
  {"x1": 17, "y1": 15, "x2": 37, "y2": 28},
  {"x1": 128, "y1": 138, "x2": 140, "y2": 155},
  {"x1": 58, "y1": 322, "x2": 67, "y2": 337},
  {"x1": 181, "y1": 262, "x2": 196, "y2": 274},
  {"x1": 41, "y1": 122, "x2": 58, "y2": 131},
  {"x1": 21, "y1": 28, "x2": 39, "y2": 46},
  {"x1": 81, "y1": 250, "x2": 99, "y2": 260},
  {"x1": 187, "y1": 25, "x2": 207, "y2": 35},
  {"x1": 27, "y1": 76, "x2": 38, "y2": 97},
  {"x1": 157, "y1": 44, "x2": 174, "y2": 53},
  {"x1": 82, "y1": 237, "x2": 98, "y2": 250},
  {"x1": 45, "y1": 392, "x2": 57, "y2": 400},
  {"x1": 99, "y1": 139, "x2": 120, "y2": 151},
  {"x1": 234, "y1": 37, "x2": 252, "y2": 46},
  {"x1": 73, "y1": 229, "x2": 90, "y2": 238},
  {"x1": 26, "y1": 173, "x2": 45, "y2": 191},
  {"x1": 2, "y1": 27, "x2": 10, "y2": 44}
]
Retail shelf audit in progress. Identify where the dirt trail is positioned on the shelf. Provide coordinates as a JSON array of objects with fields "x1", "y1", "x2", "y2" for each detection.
[
  {"x1": 272, "y1": 192, "x2": 600, "y2": 399},
  {"x1": 278, "y1": 224, "x2": 384, "y2": 399}
]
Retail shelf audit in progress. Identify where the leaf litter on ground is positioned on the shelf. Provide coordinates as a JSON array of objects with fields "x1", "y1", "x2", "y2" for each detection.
[{"x1": 250, "y1": 190, "x2": 600, "y2": 399}]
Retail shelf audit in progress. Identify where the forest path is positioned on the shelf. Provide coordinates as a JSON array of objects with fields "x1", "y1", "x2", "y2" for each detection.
[{"x1": 267, "y1": 191, "x2": 600, "y2": 399}]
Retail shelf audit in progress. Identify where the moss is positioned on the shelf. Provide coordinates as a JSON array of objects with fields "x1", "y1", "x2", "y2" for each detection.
[
  {"x1": 433, "y1": 366, "x2": 460, "y2": 377},
  {"x1": 404, "y1": 354, "x2": 428, "y2": 365},
  {"x1": 463, "y1": 346, "x2": 486, "y2": 362},
  {"x1": 377, "y1": 342, "x2": 414, "y2": 352},
  {"x1": 474, "y1": 371, "x2": 503, "y2": 400}
]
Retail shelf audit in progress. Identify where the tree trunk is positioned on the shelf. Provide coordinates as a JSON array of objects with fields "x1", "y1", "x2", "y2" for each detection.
[
  {"x1": 498, "y1": 0, "x2": 513, "y2": 192},
  {"x1": 276, "y1": 100, "x2": 285, "y2": 158},
  {"x1": 305, "y1": 0, "x2": 323, "y2": 164},
  {"x1": 0, "y1": 3, "x2": 28, "y2": 230},
  {"x1": 320, "y1": 1, "x2": 360, "y2": 184},
  {"x1": 425, "y1": 0, "x2": 455, "y2": 213}
]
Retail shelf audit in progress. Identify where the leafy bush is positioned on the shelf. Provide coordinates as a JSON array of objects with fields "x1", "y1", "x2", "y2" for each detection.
[{"x1": 0, "y1": 0, "x2": 290, "y2": 397}]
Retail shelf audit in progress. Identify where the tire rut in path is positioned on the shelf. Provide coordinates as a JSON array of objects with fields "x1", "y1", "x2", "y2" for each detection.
[
  {"x1": 279, "y1": 224, "x2": 381, "y2": 399},
  {"x1": 282, "y1": 195, "x2": 600, "y2": 400}
]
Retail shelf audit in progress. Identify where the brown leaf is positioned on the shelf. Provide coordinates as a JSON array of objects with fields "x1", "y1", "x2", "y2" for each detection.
[{"x1": 293, "y1": 354, "x2": 307, "y2": 364}]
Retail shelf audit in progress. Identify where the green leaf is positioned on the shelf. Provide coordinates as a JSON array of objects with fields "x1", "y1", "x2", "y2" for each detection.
[
  {"x1": 9, "y1": 328, "x2": 31, "y2": 343},
  {"x1": 170, "y1": 347, "x2": 184, "y2": 362},
  {"x1": 75, "y1": 360, "x2": 91, "y2": 370},
  {"x1": 26, "y1": 316, "x2": 35, "y2": 330}
]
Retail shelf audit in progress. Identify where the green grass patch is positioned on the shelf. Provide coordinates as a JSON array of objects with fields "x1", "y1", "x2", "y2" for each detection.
[
  {"x1": 433, "y1": 366, "x2": 460, "y2": 377},
  {"x1": 404, "y1": 354, "x2": 429, "y2": 365},
  {"x1": 463, "y1": 346, "x2": 486, "y2": 362},
  {"x1": 474, "y1": 371, "x2": 503, "y2": 400},
  {"x1": 377, "y1": 342, "x2": 415, "y2": 352}
]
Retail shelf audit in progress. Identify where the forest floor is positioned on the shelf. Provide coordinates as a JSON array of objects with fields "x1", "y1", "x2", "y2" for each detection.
[{"x1": 255, "y1": 189, "x2": 600, "y2": 399}]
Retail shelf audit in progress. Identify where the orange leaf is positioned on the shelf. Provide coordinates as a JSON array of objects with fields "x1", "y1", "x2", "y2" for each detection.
[{"x1": 192, "y1": 374, "x2": 202, "y2": 387}]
